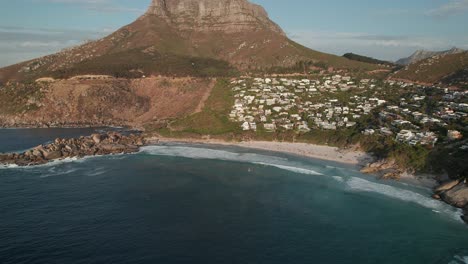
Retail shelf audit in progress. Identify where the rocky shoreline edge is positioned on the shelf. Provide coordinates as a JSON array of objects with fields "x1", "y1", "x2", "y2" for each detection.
[
  {"x1": 0, "y1": 132, "x2": 145, "y2": 167},
  {"x1": 0, "y1": 133, "x2": 466, "y2": 224},
  {"x1": 361, "y1": 159, "x2": 468, "y2": 224}
]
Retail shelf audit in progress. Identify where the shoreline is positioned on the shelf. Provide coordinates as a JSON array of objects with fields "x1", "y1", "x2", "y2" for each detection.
[
  {"x1": 149, "y1": 137, "x2": 373, "y2": 166},
  {"x1": 148, "y1": 137, "x2": 439, "y2": 189}
]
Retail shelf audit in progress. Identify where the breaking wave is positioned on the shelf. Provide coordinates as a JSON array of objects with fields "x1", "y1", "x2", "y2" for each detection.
[
  {"x1": 1, "y1": 144, "x2": 463, "y2": 223},
  {"x1": 141, "y1": 145, "x2": 323, "y2": 175},
  {"x1": 343, "y1": 177, "x2": 463, "y2": 222},
  {"x1": 141, "y1": 145, "x2": 463, "y2": 222}
]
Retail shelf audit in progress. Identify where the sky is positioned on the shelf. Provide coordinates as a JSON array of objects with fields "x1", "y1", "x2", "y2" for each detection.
[{"x1": 0, "y1": 0, "x2": 467, "y2": 67}]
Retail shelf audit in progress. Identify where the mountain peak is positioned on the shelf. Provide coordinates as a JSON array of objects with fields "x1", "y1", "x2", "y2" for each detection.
[{"x1": 143, "y1": 0, "x2": 285, "y2": 34}]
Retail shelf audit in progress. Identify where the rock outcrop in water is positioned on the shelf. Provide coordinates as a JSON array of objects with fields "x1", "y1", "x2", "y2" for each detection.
[
  {"x1": 360, "y1": 159, "x2": 407, "y2": 180},
  {"x1": 433, "y1": 179, "x2": 468, "y2": 224},
  {"x1": 0, "y1": 132, "x2": 145, "y2": 166}
]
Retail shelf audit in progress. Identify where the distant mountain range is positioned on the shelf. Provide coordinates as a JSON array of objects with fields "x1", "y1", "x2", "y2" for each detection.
[{"x1": 396, "y1": 47, "x2": 465, "y2": 65}]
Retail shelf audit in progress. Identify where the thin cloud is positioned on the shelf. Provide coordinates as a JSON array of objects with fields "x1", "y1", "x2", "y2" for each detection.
[
  {"x1": 426, "y1": 0, "x2": 468, "y2": 18},
  {"x1": 0, "y1": 26, "x2": 111, "y2": 67},
  {"x1": 288, "y1": 30, "x2": 464, "y2": 61},
  {"x1": 41, "y1": 0, "x2": 145, "y2": 13}
]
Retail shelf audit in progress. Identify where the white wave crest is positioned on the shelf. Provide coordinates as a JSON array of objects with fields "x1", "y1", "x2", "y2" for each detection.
[
  {"x1": 141, "y1": 145, "x2": 323, "y2": 176},
  {"x1": 0, "y1": 163, "x2": 19, "y2": 169},
  {"x1": 254, "y1": 162, "x2": 322, "y2": 175},
  {"x1": 40, "y1": 167, "x2": 79, "y2": 178},
  {"x1": 454, "y1": 255, "x2": 468, "y2": 264},
  {"x1": 345, "y1": 177, "x2": 463, "y2": 221},
  {"x1": 332, "y1": 176, "x2": 345, "y2": 183}
]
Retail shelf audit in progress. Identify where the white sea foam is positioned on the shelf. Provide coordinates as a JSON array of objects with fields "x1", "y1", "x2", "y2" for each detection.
[
  {"x1": 0, "y1": 163, "x2": 19, "y2": 169},
  {"x1": 86, "y1": 167, "x2": 108, "y2": 177},
  {"x1": 454, "y1": 255, "x2": 468, "y2": 264},
  {"x1": 254, "y1": 162, "x2": 322, "y2": 175},
  {"x1": 332, "y1": 176, "x2": 345, "y2": 183},
  {"x1": 345, "y1": 177, "x2": 463, "y2": 222},
  {"x1": 142, "y1": 145, "x2": 287, "y2": 164},
  {"x1": 142, "y1": 145, "x2": 323, "y2": 175},
  {"x1": 449, "y1": 255, "x2": 468, "y2": 264},
  {"x1": 40, "y1": 167, "x2": 79, "y2": 178}
]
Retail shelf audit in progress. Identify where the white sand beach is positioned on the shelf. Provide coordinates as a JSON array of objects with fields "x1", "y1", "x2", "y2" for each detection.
[{"x1": 149, "y1": 137, "x2": 374, "y2": 166}]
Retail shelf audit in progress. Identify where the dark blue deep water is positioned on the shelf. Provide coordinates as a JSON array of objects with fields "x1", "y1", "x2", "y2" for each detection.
[{"x1": 1, "y1": 129, "x2": 467, "y2": 264}]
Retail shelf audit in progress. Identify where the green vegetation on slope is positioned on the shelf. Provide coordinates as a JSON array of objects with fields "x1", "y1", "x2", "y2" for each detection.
[
  {"x1": 152, "y1": 79, "x2": 241, "y2": 137},
  {"x1": 393, "y1": 52, "x2": 468, "y2": 86},
  {"x1": 343, "y1": 53, "x2": 394, "y2": 66},
  {"x1": 51, "y1": 49, "x2": 239, "y2": 79},
  {"x1": 0, "y1": 82, "x2": 45, "y2": 114}
]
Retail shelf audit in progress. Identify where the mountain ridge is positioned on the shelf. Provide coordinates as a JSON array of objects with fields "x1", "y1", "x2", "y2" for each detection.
[
  {"x1": 396, "y1": 47, "x2": 465, "y2": 65},
  {"x1": 392, "y1": 51, "x2": 468, "y2": 89},
  {"x1": 343, "y1": 53, "x2": 394, "y2": 66}
]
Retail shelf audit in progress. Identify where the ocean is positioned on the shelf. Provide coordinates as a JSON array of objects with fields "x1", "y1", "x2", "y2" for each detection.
[{"x1": 0, "y1": 128, "x2": 467, "y2": 264}]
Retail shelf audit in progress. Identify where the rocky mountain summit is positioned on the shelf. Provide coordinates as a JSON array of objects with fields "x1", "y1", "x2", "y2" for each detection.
[
  {"x1": 396, "y1": 47, "x2": 464, "y2": 65},
  {"x1": 143, "y1": 0, "x2": 284, "y2": 34},
  {"x1": 0, "y1": 132, "x2": 145, "y2": 166}
]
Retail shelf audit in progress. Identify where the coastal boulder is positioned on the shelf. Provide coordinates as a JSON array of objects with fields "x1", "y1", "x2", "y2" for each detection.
[
  {"x1": 92, "y1": 134, "x2": 103, "y2": 144},
  {"x1": 32, "y1": 149, "x2": 43, "y2": 158},
  {"x1": 43, "y1": 150, "x2": 63, "y2": 160},
  {"x1": 99, "y1": 144, "x2": 127, "y2": 152},
  {"x1": 440, "y1": 183, "x2": 468, "y2": 208},
  {"x1": 435, "y1": 180, "x2": 460, "y2": 194}
]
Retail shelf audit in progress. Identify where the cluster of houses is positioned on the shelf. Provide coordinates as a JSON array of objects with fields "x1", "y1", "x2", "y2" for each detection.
[
  {"x1": 229, "y1": 76, "x2": 385, "y2": 133},
  {"x1": 228, "y1": 77, "x2": 467, "y2": 148},
  {"x1": 362, "y1": 80, "x2": 467, "y2": 146}
]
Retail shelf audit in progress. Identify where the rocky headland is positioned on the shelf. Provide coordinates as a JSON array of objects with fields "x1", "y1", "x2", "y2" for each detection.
[
  {"x1": 0, "y1": 132, "x2": 145, "y2": 167},
  {"x1": 433, "y1": 179, "x2": 468, "y2": 223}
]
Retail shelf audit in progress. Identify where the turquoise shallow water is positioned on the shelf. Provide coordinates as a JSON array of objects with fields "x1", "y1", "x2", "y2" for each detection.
[{"x1": 1, "y1": 129, "x2": 467, "y2": 264}]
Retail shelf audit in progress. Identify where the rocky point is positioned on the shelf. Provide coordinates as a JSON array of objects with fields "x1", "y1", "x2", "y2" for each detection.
[
  {"x1": 433, "y1": 179, "x2": 468, "y2": 224},
  {"x1": 0, "y1": 132, "x2": 145, "y2": 166}
]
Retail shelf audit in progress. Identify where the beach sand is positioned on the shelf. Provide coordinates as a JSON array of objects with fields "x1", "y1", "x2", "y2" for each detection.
[{"x1": 149, "y1": 137, "x2": 374, "y2": 166}]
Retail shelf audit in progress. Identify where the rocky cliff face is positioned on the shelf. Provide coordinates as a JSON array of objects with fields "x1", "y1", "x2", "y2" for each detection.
[{"x1": 143, "y1": 0, "x2": 284, "y2": 34}]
